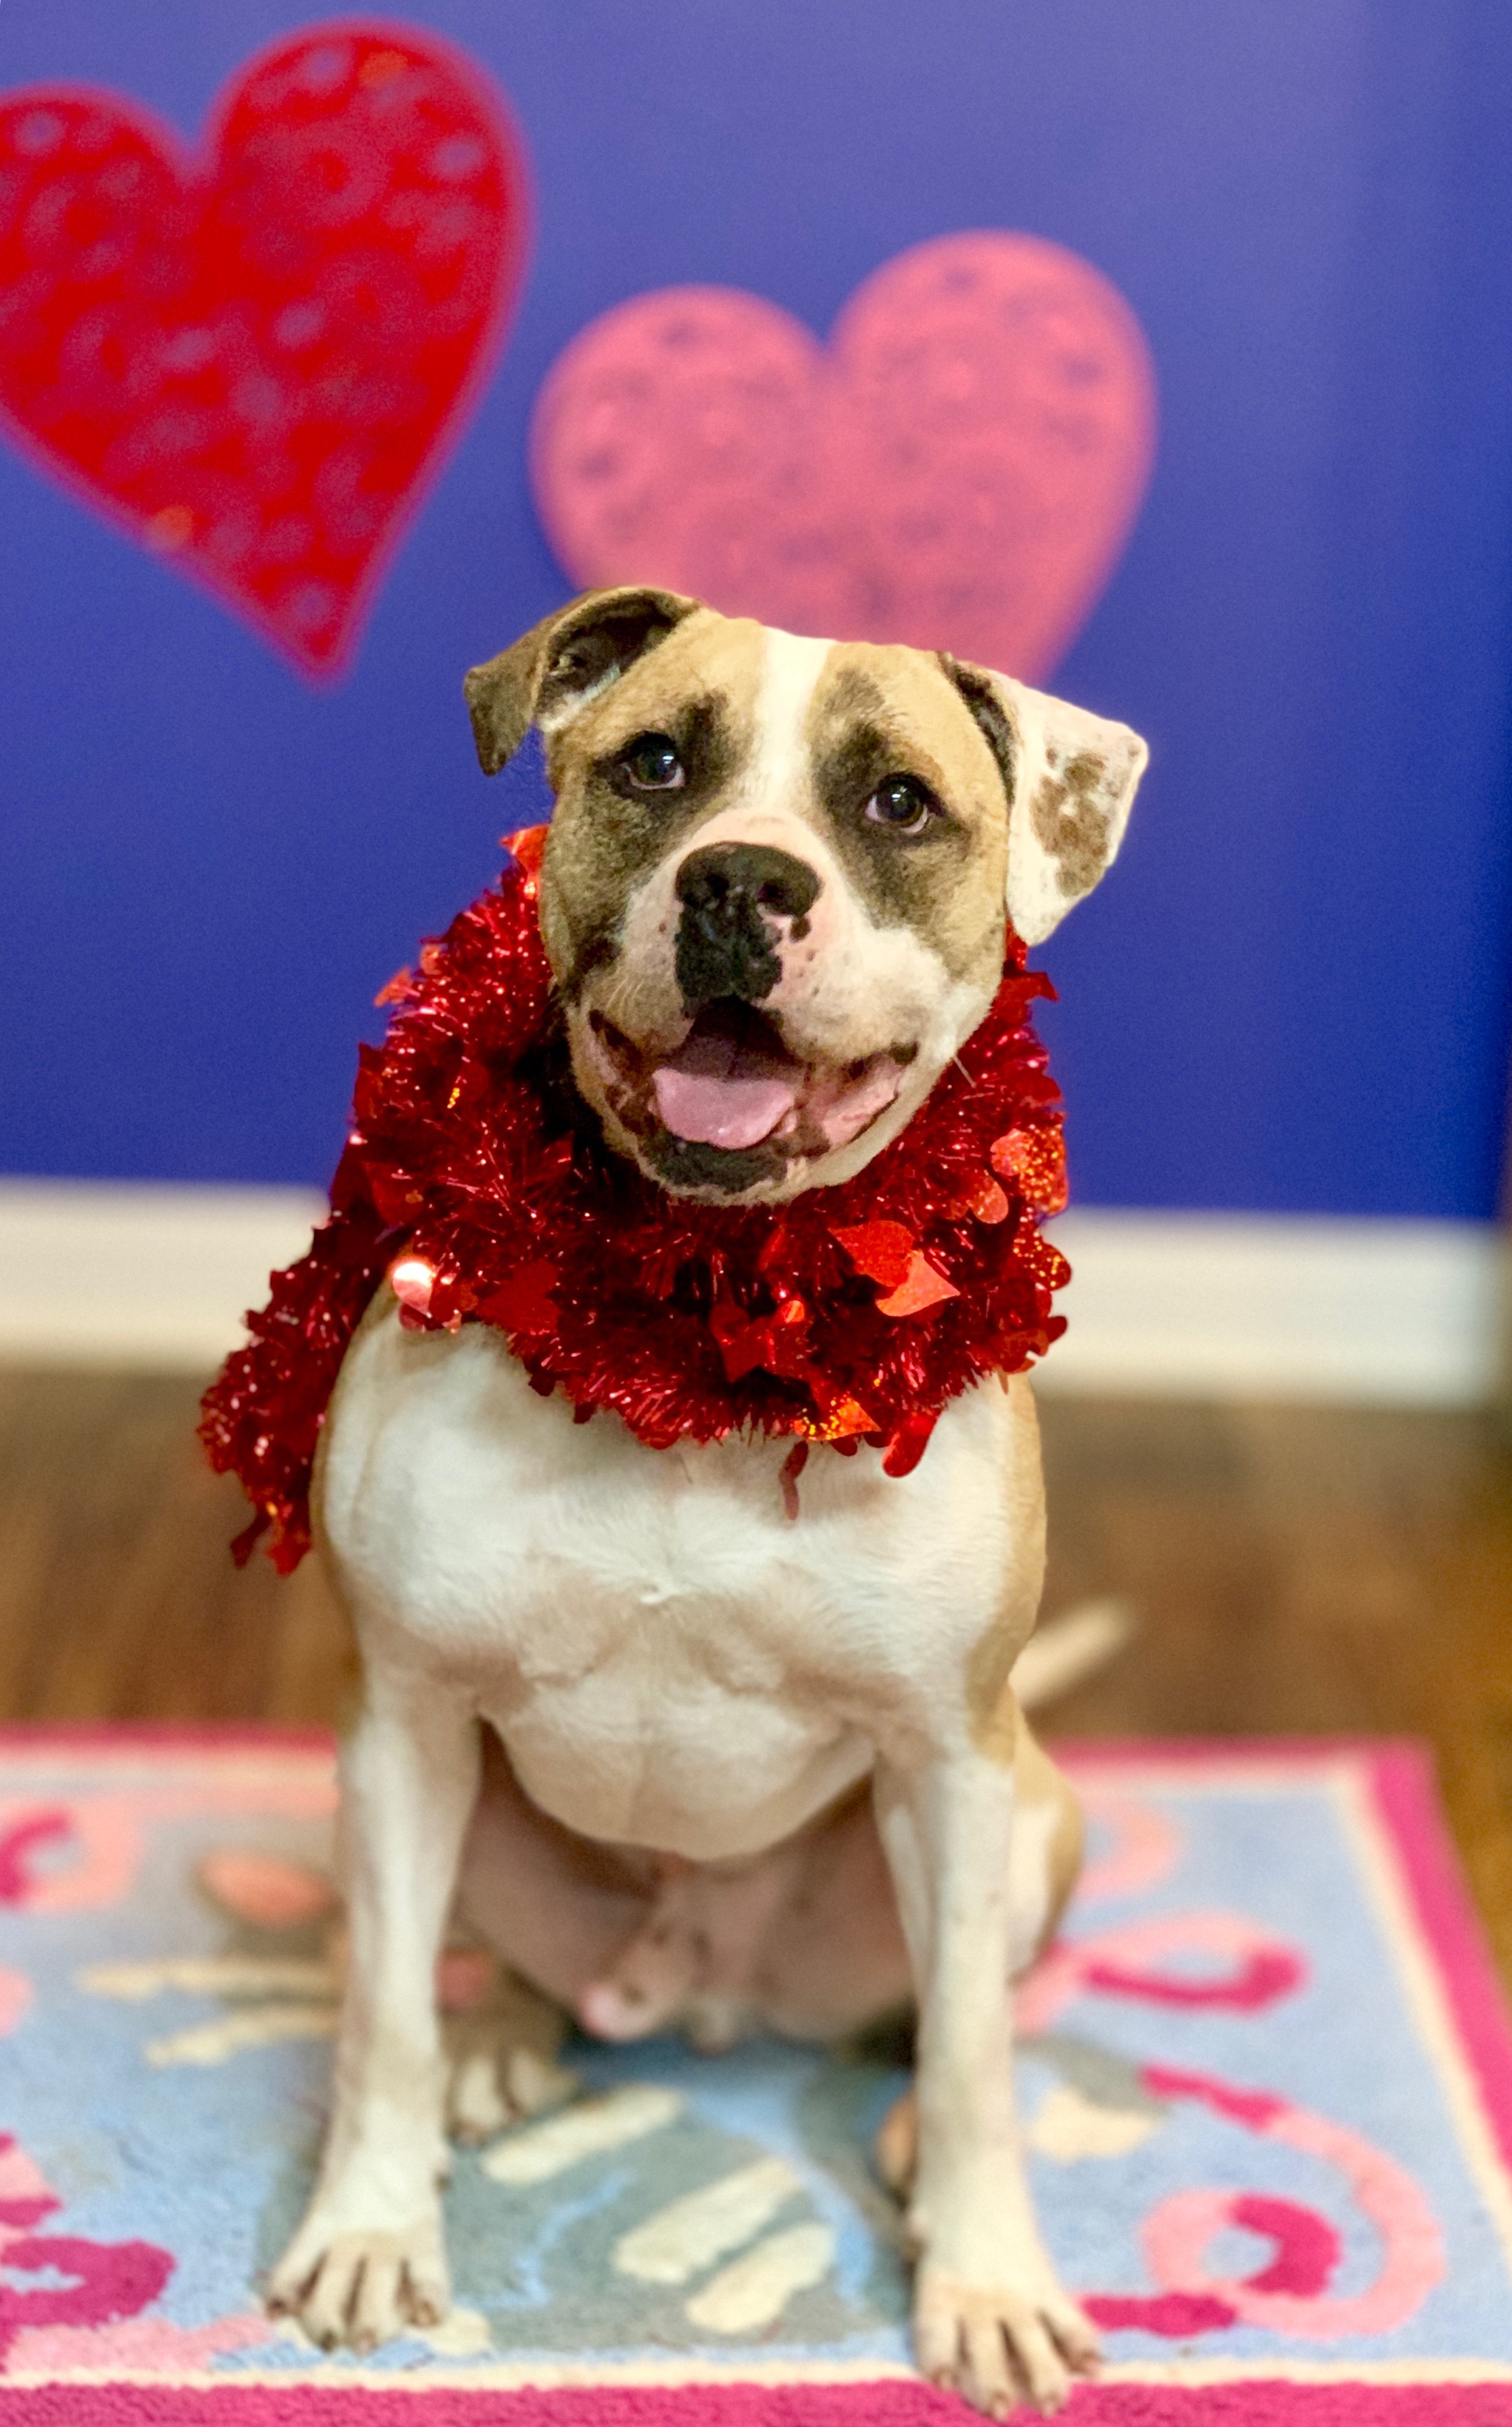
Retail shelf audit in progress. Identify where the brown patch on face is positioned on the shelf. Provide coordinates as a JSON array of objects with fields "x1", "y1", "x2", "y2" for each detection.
[
  {"x1": 536, "y1": 617, "x2": 767, "y2": 1000},
  {"x1": 805, "y1": 644, "x2": 1008, "y2": 988},
  {"x1": 1031, "y1": 750, "x2": 1112, "y2": 900}
]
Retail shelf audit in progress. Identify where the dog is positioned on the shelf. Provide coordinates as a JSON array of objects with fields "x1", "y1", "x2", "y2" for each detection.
[{"x1": 265, "y1": 587, "x2": 1147, "y2": 2414}]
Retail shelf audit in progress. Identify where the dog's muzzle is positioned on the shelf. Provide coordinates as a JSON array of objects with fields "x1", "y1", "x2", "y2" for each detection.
[
  {"x1": 584, "y1": 838, "x2": 908, "y2": 1190},
  {"x1": 674, "y1": 843, "x2": 821, "y2": 1008}
]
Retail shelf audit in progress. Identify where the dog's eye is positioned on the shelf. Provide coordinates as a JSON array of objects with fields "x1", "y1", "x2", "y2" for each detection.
[
  {"x1": 619, "y1": 733, "x2": 685, "y2": 791},
  {"x1": 865, "y1": 775, "x2": 937, "y2": 835}
]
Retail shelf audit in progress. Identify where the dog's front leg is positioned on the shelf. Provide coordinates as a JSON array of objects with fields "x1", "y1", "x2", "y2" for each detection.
[
  {"x1": 875, "y1": 1745, "x2": 1096, "y2": 2418},
  {"x1": 267, "y1": 1675, "x2": 481, "y2": 2350}
]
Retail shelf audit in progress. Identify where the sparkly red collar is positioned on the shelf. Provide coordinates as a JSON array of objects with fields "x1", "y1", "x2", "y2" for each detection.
[{"x1": 200, "y1": 830, "x2": 1071, "y2": 1572}]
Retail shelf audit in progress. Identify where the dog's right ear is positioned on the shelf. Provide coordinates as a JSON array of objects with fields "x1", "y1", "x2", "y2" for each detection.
[
  {"x1": 939, "y1": 653, "x2": 1147, "y2": 946},
  {"x1": 463, "y1": 586, "x2": 701, "y2": 775}
]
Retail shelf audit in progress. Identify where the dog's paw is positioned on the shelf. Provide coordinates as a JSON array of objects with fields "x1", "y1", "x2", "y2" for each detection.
[
  {"x1": 442, "y1": 1969, "x2": 576, "y2": 2144},
  {"x1": 266, "y1": 2211, "x2": 450, "y2": 2353},
  {"x1": 913, "y1": 2260, "x2": 1099, "y2": 2418},
  {"x1": 446, "y1": 2035, "x2": 576, "y2": 2142}
]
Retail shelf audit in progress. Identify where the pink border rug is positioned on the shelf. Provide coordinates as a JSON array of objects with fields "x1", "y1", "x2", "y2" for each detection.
[{"x1": 0, "y1": 1730, "x2": 1509, "y2": 2423}]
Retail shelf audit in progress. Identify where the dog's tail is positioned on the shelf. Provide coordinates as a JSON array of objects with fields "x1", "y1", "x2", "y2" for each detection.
[{"x1": 1009, "y1": 1597, "x2": 1134, "y2": 1712}]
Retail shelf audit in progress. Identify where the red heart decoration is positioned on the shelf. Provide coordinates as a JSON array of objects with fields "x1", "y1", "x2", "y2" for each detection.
[
  {"x1": 531, "y1": 232, "x2": 1157, "y2": 683},
  {"x1": 0, "y1": 21, "x2": 529, "y2": 677}
]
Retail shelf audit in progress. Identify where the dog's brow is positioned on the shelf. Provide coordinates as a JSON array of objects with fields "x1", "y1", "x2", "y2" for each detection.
[
  {"x1": 818, "y1": 664, "x2": 889, "y2": 725},
  {"x1": 595, "y1": 688, "x2": 729, "y2": 753},
  {"x1": 812, "y1": 667, "x2": 954, "y2": 795},
  {"x1": 823, "y1": 717, "x2": 898, "y2": 787},
  {"x1": 818, "y1": 715, "x2": 948, "y2": 802}
]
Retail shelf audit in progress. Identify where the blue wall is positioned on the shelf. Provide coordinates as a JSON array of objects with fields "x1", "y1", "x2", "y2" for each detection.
[{"x1": 3, "y1": 0, "x2": 1511, "y2": 1215}]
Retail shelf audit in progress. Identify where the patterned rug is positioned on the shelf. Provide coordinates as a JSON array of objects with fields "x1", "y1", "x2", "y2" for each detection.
[{"x1": 0, "y1": 1731, "x2": 1509, "y2": 2424}]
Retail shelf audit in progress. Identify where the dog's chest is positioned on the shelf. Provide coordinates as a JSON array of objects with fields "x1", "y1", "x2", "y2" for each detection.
[{"x1": 318, "y1": 1299, "x2": 1023, "y2": 1855}]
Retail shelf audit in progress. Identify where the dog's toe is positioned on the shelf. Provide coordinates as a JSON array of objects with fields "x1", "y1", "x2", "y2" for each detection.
[
  {"x1": 401, "y1": 2240, "x2": 451, "y2": 2329},
  {"x1": 447, "y1": 2047, "x2": 512, "y2": 2144},
  {"x1": 446, "y1": 2036, "x2": 576, "y2": 2143},
  {"x1": 443, "y1": 1972, "x2": 576, "y2": 2144},
  {"x1": 502, "y1": 2041, "x2": 576, "y2": 2117},
  {"x1": 297, "y1": 2243, "x2": 368, "y2": 2350},
  {"x1": 349, "y1": 2250, "x2": 403, "y2": 2351}
]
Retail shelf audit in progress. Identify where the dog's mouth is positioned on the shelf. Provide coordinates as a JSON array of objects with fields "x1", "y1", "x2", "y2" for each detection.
[
  {"x1": 652, "y1": 1002, "x2": 810, "y2": 1151},
  {"x1": 586, "y1": 1001, "x2": 914, "y2": 1177}
]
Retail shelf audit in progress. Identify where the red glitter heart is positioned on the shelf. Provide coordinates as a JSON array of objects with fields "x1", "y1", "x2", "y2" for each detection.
[
  {"x1": 0, "y1": 21, "x2": 529, "y2": 676},
  {"x1": 531, "y1": 232, "x2": 1157, "y2": 683}
]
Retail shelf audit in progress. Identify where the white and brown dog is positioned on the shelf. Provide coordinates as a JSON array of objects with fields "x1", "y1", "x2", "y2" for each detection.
[{"x1": 267, "y1": 587, "x2": 1147, "y2": 2415}]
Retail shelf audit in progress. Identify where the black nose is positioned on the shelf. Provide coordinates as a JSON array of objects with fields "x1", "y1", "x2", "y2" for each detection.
[{"x1": 674, "y1": 843, "x2": 822, "y2": 1006}]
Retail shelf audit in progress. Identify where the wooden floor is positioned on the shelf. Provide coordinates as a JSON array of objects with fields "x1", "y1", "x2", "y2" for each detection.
[{"x1": 2, "y1": 1367, "x2": 1511, "y2": 1979}]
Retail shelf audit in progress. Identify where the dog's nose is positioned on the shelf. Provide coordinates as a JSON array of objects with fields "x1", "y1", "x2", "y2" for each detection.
[{"x1": 674, "y1": 844, "x2": 822, "y2": 1006}]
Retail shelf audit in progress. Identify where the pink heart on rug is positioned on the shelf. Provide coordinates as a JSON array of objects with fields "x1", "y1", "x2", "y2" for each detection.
[
  {"x1": 0, "y1": 21, "x2": 529, "y2": 676},
  {"x1": 530, "y1": 232, "x2": 1157, "y2": 682},
  {"x1": 197, "y1": 1848, "x2": 337, "y2": 1931},
  {"x1": 0, "y1": 1812, "x2": 70, "y2": 1908}
]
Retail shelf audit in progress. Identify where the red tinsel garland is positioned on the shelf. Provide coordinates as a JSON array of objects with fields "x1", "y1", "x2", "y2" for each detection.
[{"x1": 200, "y1": 828, "x2": 1072, "y2": 1573}]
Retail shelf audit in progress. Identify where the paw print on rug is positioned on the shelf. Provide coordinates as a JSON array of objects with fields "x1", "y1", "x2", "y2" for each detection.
[
  {"x1": 463, "y1": 2081, "x2": 844, "y2": 2345},
  {"x1": 77, "y1": 1845, "x2": 575, "y2": 2132},
  {"x1": 77, "y1": 1848, "x2": 343, "y2": 2065}
]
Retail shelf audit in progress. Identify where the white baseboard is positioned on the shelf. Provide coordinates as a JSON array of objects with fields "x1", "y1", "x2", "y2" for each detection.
[
  {"x1": 0, "y1": 1180, "x2": 325, "y2": 1373},
  {"x1": 1041, "y1": 1210, "x2": 1504, "y2": 1406},
  {"x1": 0, "y1": 1180, "x2": 1502, "y2": 1406}
]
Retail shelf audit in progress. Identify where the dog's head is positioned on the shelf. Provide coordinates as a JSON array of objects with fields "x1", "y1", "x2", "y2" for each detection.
[{"x1": 466, "y1": 588, "x2": 1146, "y2": 1203}]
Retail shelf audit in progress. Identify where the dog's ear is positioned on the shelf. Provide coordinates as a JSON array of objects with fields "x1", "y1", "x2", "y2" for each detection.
[
  {"x1": 464, "y1": 586, "x2": 701, "y2": 775},
  {"x1": 941, "y1": 656, "x2": 1148, "y2": 946}
]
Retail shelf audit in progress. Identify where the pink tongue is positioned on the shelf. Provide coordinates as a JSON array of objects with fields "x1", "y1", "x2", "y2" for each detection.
[{"x1": 652, "y1": 1029, "x2": 799, "y2": 1150}]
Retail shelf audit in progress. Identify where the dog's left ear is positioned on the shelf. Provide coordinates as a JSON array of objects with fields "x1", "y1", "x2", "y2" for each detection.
[
  {"x1": 465, "y1": 585, "x2": 701, "y2": 775},
  {"x1": 941, "y1": 656, "x2": 1148, "y2": 946}
]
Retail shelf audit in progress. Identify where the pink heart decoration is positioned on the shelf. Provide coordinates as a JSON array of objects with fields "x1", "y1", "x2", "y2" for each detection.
[
  {"x1": 0, "y1": 21, "x2": 529, "y2": 677},
  {"x1": 530, "y1": 232, "x2": 1157, "y2": 683}
]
